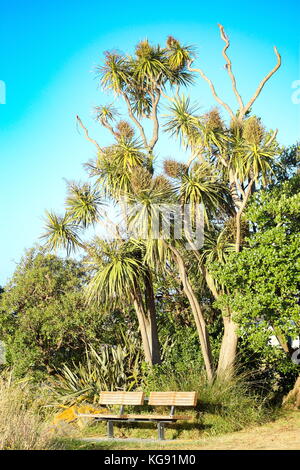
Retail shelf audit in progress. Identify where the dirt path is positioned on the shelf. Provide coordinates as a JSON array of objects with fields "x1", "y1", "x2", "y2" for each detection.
[{"x1": 188, "y1": 412, "x2": 300, "y2": 450}]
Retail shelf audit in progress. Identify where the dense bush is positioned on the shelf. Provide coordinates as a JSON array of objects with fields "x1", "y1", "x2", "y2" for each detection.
[
  {"x1": 210, "y1": 174, "x2": 300, "y2": 399},
  {"x1": 0, "y1": 248, "x2": 112, "y2": 378}
]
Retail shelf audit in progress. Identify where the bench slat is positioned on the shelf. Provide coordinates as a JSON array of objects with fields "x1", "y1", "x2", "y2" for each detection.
[
  {"x1": 148, "y1": 391, "x2": 197, "y2": 406},
  {"x1": 119, "y1": 414, "x2": 193, "y2": 420},
  {"x1": 77, "y1": 413, "x2": 192, "y2": 421},
  {"x1": 77, "y1": 413, "x2": 124, "y2": 419},
  {"x1": 99, "y1": 391, "x2": 144, "y2": 405}
]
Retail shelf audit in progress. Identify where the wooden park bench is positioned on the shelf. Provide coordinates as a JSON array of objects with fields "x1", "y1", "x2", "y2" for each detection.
[{"x1": 76, "y1": 391, "x2": 197, "y2": 440}]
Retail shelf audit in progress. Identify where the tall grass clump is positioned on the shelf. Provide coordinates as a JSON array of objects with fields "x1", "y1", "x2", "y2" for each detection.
[
  {"x1": 145, "y1": 364, "x2": 277, "y2": 436},
  {"x1": 0, "y1": 371, "x2": 66, "y2": 450}
]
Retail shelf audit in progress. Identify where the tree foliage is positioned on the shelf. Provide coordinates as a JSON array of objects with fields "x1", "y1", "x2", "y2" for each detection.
[
  {"x1": 0, "y1": 249, "x2": 108, "y2": 377},
  {"x1": 209, "y1": 174, "x2": 300, "y2": 393}
]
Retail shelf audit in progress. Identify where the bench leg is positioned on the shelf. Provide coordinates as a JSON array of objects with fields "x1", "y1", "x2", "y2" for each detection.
[
  {"x1": 157, "y1": 422, "x2": 165, "y2": 440},
  {"x1": 107, "y1": 420, "x2": 114, "y2": 438}
]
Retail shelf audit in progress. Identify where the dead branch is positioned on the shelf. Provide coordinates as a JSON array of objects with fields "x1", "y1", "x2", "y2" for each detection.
[
  {"x1": 101, "y1": 120, "x2": 119, "y2": 139},
  {"x1": 234, "y1": 173, "x2": 245, "y2": 199},
  {"x1": 76, "y1": 115, "x2": 103, "y2": 154},
  {"x1": 187, "y1": 60, "x2": 236, "y2": 120},
  {"x1": 159, "y1": 87, "x2": 176, "y2": 103},
  {"x1": 218, "y1": 24, "x2": 244, "y2": 111},
  {"x1": 239, "y1": 47, "x2": 281, "y2": 119},
  {"x1": 148, "y1": 89, "x2": 161, "y2": 150},
  {"x1": 187, "y1": 153, "x2": 198, "y2": 167},
  {"x1": 265, "y1": 128, "x2": 278, "y2": 147},
  {"x1": 121, "y1": 91, "x2": 149, "y2": 148}
]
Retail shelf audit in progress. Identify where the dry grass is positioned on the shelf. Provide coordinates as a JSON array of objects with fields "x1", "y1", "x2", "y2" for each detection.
[
  {"x1": 191, "y1": 411, "x2": 300, "y2": 450},
  {"x1": 0, "y1": 373, "x2": 72, "y2": 450}
]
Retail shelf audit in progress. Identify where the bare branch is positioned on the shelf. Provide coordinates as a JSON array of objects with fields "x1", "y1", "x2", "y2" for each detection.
[
  {"x1": 187, "y1": 144, "x2": 206, "y2": 167},
  {"x1": 76, "y1": 115, "x2": 103, "y2": 154},
  {"x1": 148, "y1": 89, "x2": 161, "y2": 150},
  {"x1": 187, "y1": 153, "x2": 198, "y2": 167},
  {"x1": 239, "y1": 47, "x2": 281, "y2": 119},
  {"x1": 229, "y1": 169, "x2": 243, "y2": 210},
  {"x1": 265, "y1": 128, "x2": 278, "y2": 147},
  {"x1": 159, "y1": 87, "x2": 176, "y2": 103},
  {"x1": 218, "y1": 24, "x2": 244, "y2": 111},
  {"x1": 235, "y1": 178, "x2": 255, "y2": 251},
  {"x1": 234, "y1": 173, "x2": 245, "y2": 199},
  {"x1": 101, "y1": 120, "x2": 119, "y2": 139},
  {"x1": 187, "y1": 60, "x2": 236, "y2": 120},
  {"x1": 121, "y1": 91, "x2": 148, "y2": 148},
  {"x1": 241, "y1": 178, "x2": 255, "y2": 212}
]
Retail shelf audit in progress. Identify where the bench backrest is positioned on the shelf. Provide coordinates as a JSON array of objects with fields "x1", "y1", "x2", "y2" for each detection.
[
  {"x1": 99, "y1": 391, "x2": 144, "y2": 406},
  {"x1": 148, "y1": 391, "x2": 197, "y2": 407}
]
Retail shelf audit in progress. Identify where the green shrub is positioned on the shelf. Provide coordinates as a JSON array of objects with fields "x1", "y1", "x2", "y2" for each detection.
[
  {"x1": 49, "y1": 329, "x2": 144, "y2": 404},
  {"x1": 0, "y1": 248, "x2": 107, "y2": 378}
]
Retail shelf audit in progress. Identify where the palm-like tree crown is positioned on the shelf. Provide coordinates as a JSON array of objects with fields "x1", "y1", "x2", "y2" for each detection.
[
  {"x1": 65, "y1": 181, "x2": 104, "y2": 228},
  {"x1": 41, "y1": 212, "x2": 82, "y2": 256},
  {"x1": 85, "y1": 240, "x2": 146, "y2": 305}
]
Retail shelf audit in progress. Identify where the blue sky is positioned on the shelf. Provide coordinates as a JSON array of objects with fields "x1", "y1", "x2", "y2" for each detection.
[{"x1": 0, "y1": 0, "x2": 299, "y2": 284}]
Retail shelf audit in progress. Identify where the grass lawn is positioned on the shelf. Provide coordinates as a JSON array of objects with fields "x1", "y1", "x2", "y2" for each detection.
[{"x1": 58, "y1": 411, "x2": 300, "y2": 450}]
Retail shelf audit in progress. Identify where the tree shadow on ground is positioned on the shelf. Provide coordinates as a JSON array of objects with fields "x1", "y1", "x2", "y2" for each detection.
[{"x1": 198, "y1": 402, "x2": 225, "y2": 414}]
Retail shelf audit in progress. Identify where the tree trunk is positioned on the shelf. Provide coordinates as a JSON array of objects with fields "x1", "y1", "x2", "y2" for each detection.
[
  {"x1": 235, "y1": 212, "x2": 242, "y2": 253},
  {"x1": 132, "y1": 288, "x2": 152, "y2": 364},
  {"x1": 217, "y1": 313, "x2": 238, "y2": 378},
  {"x1": 203, "y1": 266, "x2": 219, "y2": 300},
  {"x1": 215, "y1": 178, "x2": 254, "y2": 377},
  {"x1": 169, "y1": 245, "x2": 214, "y2": 382},
  {"x1": 216, "y1": 207, "x2": 247, "y2": 378},
  {"x1": 144, "y1": 271, "x2": 161, "y2": 365},
  {"x1": 282, "y1": 375, "x2": 300, "y2": 409},
  {"x1": 202, "y1": 266, "x2": 239, "y2": 379},
  {"x1": 272, "y1": 326, "x2": 294, "y2": 356}
]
